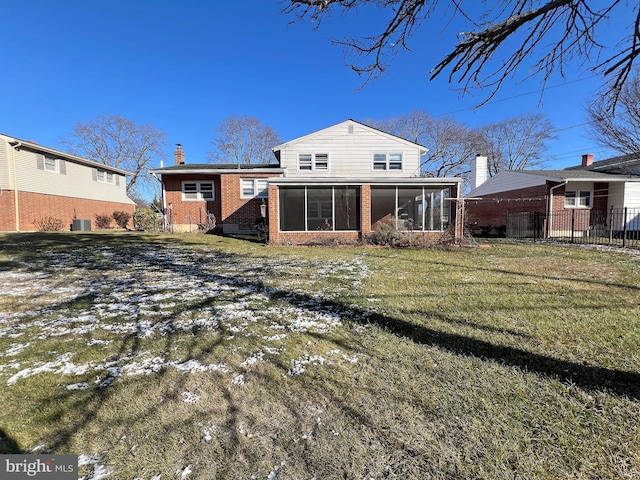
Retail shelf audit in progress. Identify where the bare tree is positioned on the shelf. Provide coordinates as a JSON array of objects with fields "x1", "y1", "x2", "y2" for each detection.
[
  {"x1": 367, "y1": 111, "x2": 481, "y2": 178},
  {"x1": 209, "y1": 115, "x2": 282, "y2": 165},
  {"x1": 61, "y1": 115, "x2": 166, "y2": 197},
  {"x1": 586, "y1": 71, "x2": 640, "y2": 154},
  {"x1": 478, "y1": 113, "x2": 555, "y2": 176},
  {"x1": 283, "y1": 1, "x2": 640, "y2": 110}
]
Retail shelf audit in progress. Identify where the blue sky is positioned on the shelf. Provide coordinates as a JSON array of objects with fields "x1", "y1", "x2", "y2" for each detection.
[{"x1": 0, "y1": 1, "x2": 627, "y2": 170}]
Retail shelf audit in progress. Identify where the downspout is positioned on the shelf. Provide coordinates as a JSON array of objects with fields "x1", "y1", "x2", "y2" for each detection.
[
  {"x1": 9, "y1": 141, "x2": 22, "y2": 232},
  {"x1": 548, "y1": 181, "x2": 568, "y2": 238}
]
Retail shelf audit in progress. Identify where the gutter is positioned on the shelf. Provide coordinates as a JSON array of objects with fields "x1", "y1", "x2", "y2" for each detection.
[
  {"x1": 548, "y1": 181, "x2": 568, "y2": 238},
  {"x1": 9, "y1": 140, "x2": 22, "y2": 232}
]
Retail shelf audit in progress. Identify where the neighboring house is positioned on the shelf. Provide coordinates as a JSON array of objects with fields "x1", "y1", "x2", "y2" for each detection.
[
  {"x1": 0, "y1": 133, "x2": 135, "y2": 232},
  {"x1": 465, "y1": 154, "x2": 640, "y2": 237},
  {"x1": 152, "y1": 120, "x2": 462, "y2": 244}
]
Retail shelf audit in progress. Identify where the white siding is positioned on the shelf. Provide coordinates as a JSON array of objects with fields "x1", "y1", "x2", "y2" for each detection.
[
  {"x1": 13, "y1": 147, "x2": 132, "y2": 204},
  {"x1": 0, "y1": 139, "x2": 9, "y2": 189},
  {"x1": 607, "y1": 183, "x2": 625, "y2": 210},
  {"x1": 623, "y1": 182, "x2": 640, "y2": 208},
  {"x1": 468, "y1": 171, "x2": 547, "y2": 197},
  {"x1": 277, "y1": 121, "x2": 423, "y2": 178}
]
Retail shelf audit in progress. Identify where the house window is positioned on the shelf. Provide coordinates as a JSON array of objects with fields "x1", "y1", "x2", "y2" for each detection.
[
  {"x1": 241, "y1": 178, "x2": 268, "y2": 198},
  {"x1": 279, "y1": 186, "x2": 360, "y2": 231},
  {"x1": 96, "y1": 168, "x2": 115, "y2": 184},
  {"x1": 373, "y1": 153, "x2": 403, "y2": 171},
  {"x1": 298, "y1": 153, "x2": 329, "y2": 171},
  {"x1": 565, "y1": 190, "x2": 591, "y2": 208},
  {"x1": 44, "y1": 156, "x2": 57, "y2": 172},
  {"x1": 182, "y1": 181, "x2": 214, "y2": 201}
]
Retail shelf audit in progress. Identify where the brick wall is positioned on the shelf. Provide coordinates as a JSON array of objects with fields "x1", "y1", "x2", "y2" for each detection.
[
  {"x1": 0, "y1": 190, "x2": 135, "y2": 231},
  {"x1": 164, "y1": 174, "x2": 221, "y2": 233},
  {"x1": 164, "y1": 172, "x2": 275, "y2": 233},
  {"x1": 465, "y1": 184, "x2": 549, "y2": 229}
]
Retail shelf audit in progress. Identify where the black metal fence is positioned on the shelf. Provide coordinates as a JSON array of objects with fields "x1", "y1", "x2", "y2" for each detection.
[{"x1": 505, "y1": 208, "x2": 640, "y2": 248}]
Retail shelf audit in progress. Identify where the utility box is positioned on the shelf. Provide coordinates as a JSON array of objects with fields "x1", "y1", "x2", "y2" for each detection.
[{"x1": 72, "y1": 219, "x2": 92, "y2": 231}]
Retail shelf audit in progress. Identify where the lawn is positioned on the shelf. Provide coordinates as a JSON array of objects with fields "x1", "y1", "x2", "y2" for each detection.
[{"x1": 0, "y1": 232, "x2": 639, "y2": 479}]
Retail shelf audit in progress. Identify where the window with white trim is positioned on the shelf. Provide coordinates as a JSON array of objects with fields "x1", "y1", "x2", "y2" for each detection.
[
  {"x1": 182, "y1": 181, "x2": 214, "y2": 201},
  {"x1": 564, "y1": 190, "x2": 591, "y2": 208},
  {"x1": 298, "y1": 153, "x2": 329, "y2": 171},
  {"x1": 96, "y1": 168, "x2": 115, "y2": 184},
  {"x1": 241, "y1": 178, "x2": 268, "y2": 198},
  {"x1": 44, "y1": 156, "x2": 57, "y2": 172},
  {"x1": 372, "y1": 153, "x2": 403, "y2": 171}
]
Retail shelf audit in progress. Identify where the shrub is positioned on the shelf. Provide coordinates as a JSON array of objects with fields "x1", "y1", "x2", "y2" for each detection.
[
  {"x1": 133, "y1": 208, "x2": 158, "y2": 231},
  {"x1": 94, "y1": 214, "x2": 113, "y2": 230},
  {"x1": 366, "y1": 222, "x2": 405, "y2": 247},
  {"x1": 366, "y1": 223, "x2": 454, "y2": 248},
  {"x1": 33, "y1": 216, "x2": 63, "y2": 232},
  {"x1": 112, "y1": 211, "x2": 131, "y2": 229}
]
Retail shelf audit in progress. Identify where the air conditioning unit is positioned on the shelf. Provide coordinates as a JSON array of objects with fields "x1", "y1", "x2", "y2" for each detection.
[{"x1": 72, "y1": 219, "x2": 91, "y2": 231}]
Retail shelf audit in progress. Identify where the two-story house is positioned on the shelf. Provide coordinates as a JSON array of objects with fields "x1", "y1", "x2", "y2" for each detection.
[
  {"x1": 0, "y1": 133, "x2": 135, "y2": 232},
  {"x1": 152, "y1": 120, "x2": 462, "y2": 244}
]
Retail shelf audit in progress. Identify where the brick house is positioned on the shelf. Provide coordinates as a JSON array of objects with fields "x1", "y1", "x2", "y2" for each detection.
[
  {"x1": 0, "y1": 133, "x2": 135, "y2": 232},
  {"x1": 465, "y1": 154, "x2": 640, "y2": 237},
  {"x1": 152, "y1": 120, "x2": 462, "y2": 244}
]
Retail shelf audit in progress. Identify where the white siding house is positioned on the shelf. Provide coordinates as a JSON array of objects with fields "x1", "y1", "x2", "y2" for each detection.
[
  {"x1": 0, "y1": 133, "x2": 135, "y2": 232},
  {"x1": 268, "y1": 120, "x2": 462, "y2": 244},
  {"x1": 274, "y1": 120, "x2": 425, "y2": 178}
]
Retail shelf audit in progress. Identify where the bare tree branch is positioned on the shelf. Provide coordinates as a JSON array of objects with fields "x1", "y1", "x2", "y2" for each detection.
[
  {"x1": 60, "y1": 115, "x2": 166, "y2": 198},
  {"x1": 282, "y1": 0, "x2": 638, "y2": 111},
  {"x1": 587, "y1": 70, "x2": 640, "y2": 154},
  {"x1": 208, "y1": 115, "x2": 282, "y2": 165}
]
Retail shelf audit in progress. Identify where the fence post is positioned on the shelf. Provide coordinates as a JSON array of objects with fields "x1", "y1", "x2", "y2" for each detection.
[
  {"x1": 571, "y1": 209, "x2": 575, "y2": 243},
  {"x1": 623, "y1": 207, "x2": 628, "y2": 248},
  {"x1": 609, "y1": 206, "x2": 614, "y2": 242}
]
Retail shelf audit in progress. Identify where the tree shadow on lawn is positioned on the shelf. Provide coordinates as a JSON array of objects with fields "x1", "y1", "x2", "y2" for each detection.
[{"x1": 3, "y1": 233, "x2": 639, "y2": 458}]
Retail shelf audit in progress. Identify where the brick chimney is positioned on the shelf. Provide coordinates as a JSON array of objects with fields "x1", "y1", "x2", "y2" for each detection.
[
  {"x1": 581, "y1": 153, "x2": 594, "y2": 167},
  {"x1": 174, "y1": 144, "x2": 185, "y2": 165}
]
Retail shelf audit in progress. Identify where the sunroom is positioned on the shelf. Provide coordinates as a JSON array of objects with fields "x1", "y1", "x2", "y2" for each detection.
[{"x1": 268, "y1": 178, "x2": 461, "y2": 244}]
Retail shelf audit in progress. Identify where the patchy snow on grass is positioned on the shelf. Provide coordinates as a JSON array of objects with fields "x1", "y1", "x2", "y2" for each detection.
[
  {"x1": 0, "y1": 241, "x2": 373, "y2": 476},
  {"x1": 78, "y1": 453, "x2": 112, "y2": 480}
]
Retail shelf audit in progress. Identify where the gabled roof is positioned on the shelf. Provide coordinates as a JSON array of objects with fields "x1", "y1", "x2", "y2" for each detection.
[
  {"x1": 271, "y1": 119, "x2": 428, "y2": 154},
  {"x1": 151, "y1": 163, "x2": 284, "y2": 175},
  {"x1": 1, "y1": 133, "x2": 133, "y2": 176},
  {"x1": 468, "y1": 168, "x2": 640, "y2": 198}
]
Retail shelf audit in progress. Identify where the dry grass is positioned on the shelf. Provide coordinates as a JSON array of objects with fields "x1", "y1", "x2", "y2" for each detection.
[{"x1": 0, "y1": 232, "x2": 639, "y2": 479}]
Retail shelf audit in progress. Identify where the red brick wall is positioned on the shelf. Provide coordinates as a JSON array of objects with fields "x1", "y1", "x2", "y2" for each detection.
[
  {"x1": 0, "y1": 190, "x2": 134, "y2": 231},
  {"x1": 465, "y1": 184, "x2": 549, "y2": 228},
  {"x1": 163, "y1": 174, "x2": 221, "y2": 231},
  {"x1": 220, "y1": 174, "x2": 270, "y2": 230},
  {"x1": 164, "y1": 173, "x2": 275, "y2": 232}
]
